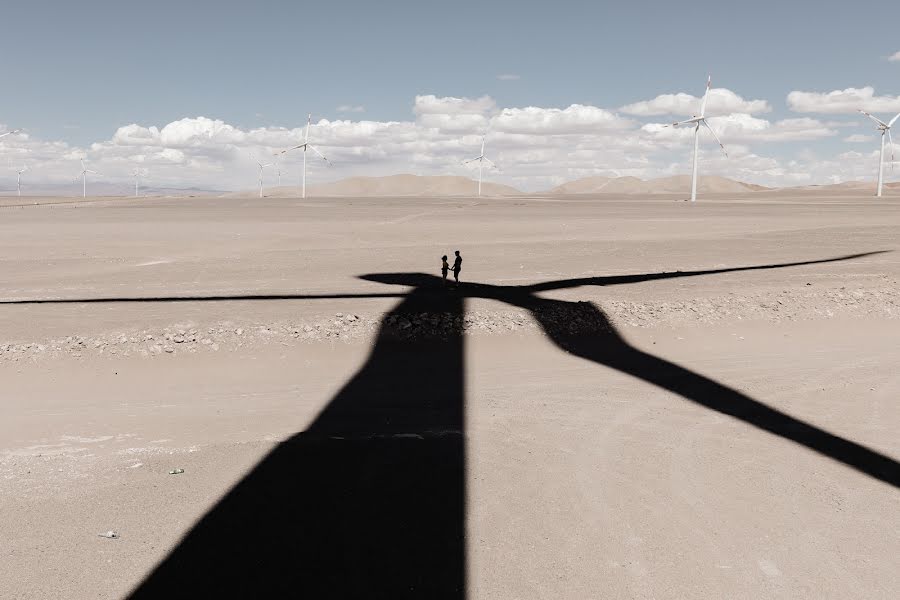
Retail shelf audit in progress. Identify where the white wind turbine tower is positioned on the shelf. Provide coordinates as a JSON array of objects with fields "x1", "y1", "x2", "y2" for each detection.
[
  {"x1": 1, "y1": 130, "x2": 23, "y2": 195},
  {"x1": 462, "y1": 135, "x2": 497, "y2": 197},
  {"x1": 12, "y1": 163, "x2": 28, "y2": 196},
  {"x1": 250, "y1": 154, "x2": 273, "y2": 198},
  {"x1": 131, "y1": 167, "x2": 148, "y2": 197},
  {"x1": 274, "y1": 156, "x2": 287, "y2": 187},
  {"x1": 666, "y1": 75, "x2": 728, "y2": 201},
  {"x1": 76, "y1": 159, "x2": 101, "y2": 198},
  {"x1": 858, "y1": 109, "x2": 900, "y2": 197},
  {"x1": 275, "y1": 114, "x2": 331, "y2": 199}
]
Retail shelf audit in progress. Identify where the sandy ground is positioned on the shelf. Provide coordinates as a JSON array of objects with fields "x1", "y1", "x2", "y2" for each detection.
[{"x1": 1, "y1": 193, "x2": 898, "y2": 599}]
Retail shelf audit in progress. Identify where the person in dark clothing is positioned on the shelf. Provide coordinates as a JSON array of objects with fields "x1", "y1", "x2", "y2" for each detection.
[
  {"x1": 441, "y1": 255, "x2": 450, "y2": 286},
  {"x1": 451, "y1": 250, "x2": 462, "y2": 286}
]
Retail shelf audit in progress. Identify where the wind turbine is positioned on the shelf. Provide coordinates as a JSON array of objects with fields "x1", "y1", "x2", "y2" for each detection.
[
  {"x1": 0, "y1": 129, "x2": 21, "y2": 140},
  {"x1": 275, "y1": 114, "x2": 331, "y2": 199},
  {"x1": 274, "y1": 156, "x2": 286, "y2": 187},
  {"x1": 12, "y1": 163, "x2": 27, "y2": 197},
  {"x1": 75, "y1": 159, "x2": 101, "y2": 198},
  {"x1": 462, "y1": 135, "x2": 498, "y2": 197},
  {"x1": 132, "y1": 167, "x2": 148, "y2": 197},
  {"x1": 666, "y1": 75, "x2": 728, "y2": 202},
  {"x1": 858, "y1": 109, "x2": 900, "y2": 197},
  {"x1": 250, "y1": 154, "x2": 273, "y2": 198}
]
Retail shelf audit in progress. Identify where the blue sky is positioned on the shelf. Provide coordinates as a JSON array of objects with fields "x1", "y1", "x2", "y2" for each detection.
[{"x1": 1, "y1": 0, "x2": 900, "y2": 191}]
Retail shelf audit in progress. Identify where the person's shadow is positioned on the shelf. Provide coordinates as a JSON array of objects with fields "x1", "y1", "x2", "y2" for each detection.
[{"x1": 126, "y1": 253, "x2": 898, "y2": 599}]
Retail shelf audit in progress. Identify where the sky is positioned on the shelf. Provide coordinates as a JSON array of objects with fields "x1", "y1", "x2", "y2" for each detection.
[{"x1": 1, "y1": 0, "x2": 900, "y2": 193}]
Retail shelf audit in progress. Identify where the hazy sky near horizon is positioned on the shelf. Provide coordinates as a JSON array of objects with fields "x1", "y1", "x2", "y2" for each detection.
[{"x1": 2, "y1": 0, "x2": 900, "y2": 192}]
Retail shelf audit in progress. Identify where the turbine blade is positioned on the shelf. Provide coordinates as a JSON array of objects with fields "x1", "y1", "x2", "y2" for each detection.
[
  {"x1": 701, "y1": 119, "x2": 728, "y2": 157},
  {"x1": 889, "y1": 128, "x2": 895, "y2": 169},
  {"x1": 668, "y1": 117, "x2": 702, "y2": 128},
  {"x1": 277, "y1": 144, "x2": 306, "y2": 155},
  {"x1": 859, "y1": 109, "x2": 888, "y2": 128},
  {"x1": 308, "y1": 145, "x2": 330, "y2": 164},
  {"x1": 890, "y1": 112, "x2": 900, "y2": 128},
  {"x1": 699, "y1": 75, "x2": 711, "y2": 117},
  {"x1": 462, "y1": 156, "x2": 483, "y2": 165}
]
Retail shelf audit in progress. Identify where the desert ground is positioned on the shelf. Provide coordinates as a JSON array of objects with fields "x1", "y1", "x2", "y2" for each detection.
[{"x1": 1, "y1": 192, "x2": 898, "y2": 599}]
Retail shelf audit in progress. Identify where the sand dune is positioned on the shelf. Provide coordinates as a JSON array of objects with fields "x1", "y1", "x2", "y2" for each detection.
[
  {"x1": 546, "y1": 175, "x2": 769, "y2": 195},
  {"x1": 255, "y1": 174, "x2": 522, "y2": 198}
]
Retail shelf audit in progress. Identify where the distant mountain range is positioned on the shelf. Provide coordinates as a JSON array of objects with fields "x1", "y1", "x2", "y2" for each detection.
[
  {"x1": 234, "y1": 175, "x2": 521, "y2": 198},
  {"x1": 545, "y1": 175, "x2": 770, "y2": 195},
  {"x1": 3, "y1": 174, "x2": 898, "y2": 199},
  {"x1": 0, "y1": 182, "x2": 226, "y2": 198}
]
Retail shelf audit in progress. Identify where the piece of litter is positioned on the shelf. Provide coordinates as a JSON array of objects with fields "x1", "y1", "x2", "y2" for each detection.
[
  {"x1": 128, "y1": 463, "x2": 143, "y2": 469},
  {"x1": 98, "y1": 531, "x2": 119, "y2": 539},
  {"x1": 168, "y1": 468, "x2": 185, "y2": 475}
]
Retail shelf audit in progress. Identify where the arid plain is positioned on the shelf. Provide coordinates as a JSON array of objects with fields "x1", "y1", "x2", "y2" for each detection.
[{"x1": 1, "y1": 191, "x2": 899, "y2": 599}]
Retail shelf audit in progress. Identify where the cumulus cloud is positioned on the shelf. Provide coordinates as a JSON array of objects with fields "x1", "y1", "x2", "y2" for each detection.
[
  {"x1": 620, "y1": 88, "x2": 771, "y2": 116},
  {"x1": 642, "y1": 114, "x2": 836, "y2": 143},
  {"x1": 492, "y1": 105, "x2": 633, "y2": 134},
  {"x1": 787, "y1": 87, "x2": 900, "y2": 114},
  {"x1": 0, "y1": 93, "x2": 888, "y2": 194},
  {"x1": 413, "y1": 94, "x2": 496, "y2": 116},
  {"x1": 844, "y1": 134, "x2": 874, "y2": 143},
  {"x1": 888, "y1": 51, "x2": 900, "y2": 62}
]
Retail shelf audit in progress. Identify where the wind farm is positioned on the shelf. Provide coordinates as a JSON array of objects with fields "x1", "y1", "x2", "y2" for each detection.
[{"x1": 2, "y1": 4, "x2": 900, "y2": 600}]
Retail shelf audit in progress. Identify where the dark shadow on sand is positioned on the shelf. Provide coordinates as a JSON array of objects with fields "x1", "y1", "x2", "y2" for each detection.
[
  {"x1": 129, "y1": 287, "x2": 467, "y2": 599},
  {"x1": 120, "y1": 251, "x2": 897, "y2": 599}
]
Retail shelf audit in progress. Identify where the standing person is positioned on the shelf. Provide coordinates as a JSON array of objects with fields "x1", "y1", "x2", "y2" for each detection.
[
  {"x1": 441, "y1": 255, "x2": 450, "y2": 287},
  {"x1": 451, "y1": 250, "x2": 462, "y2": 287}
]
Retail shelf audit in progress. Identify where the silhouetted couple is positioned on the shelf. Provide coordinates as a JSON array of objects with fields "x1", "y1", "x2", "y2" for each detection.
[{"x1": 441, "y1": 250, "x2": 462, "y2": 288}]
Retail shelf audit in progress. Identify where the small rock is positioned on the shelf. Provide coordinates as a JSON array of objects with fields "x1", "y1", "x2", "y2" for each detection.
[{"x1": 98, "y1": 531, "x2": 119, "y2": 539}]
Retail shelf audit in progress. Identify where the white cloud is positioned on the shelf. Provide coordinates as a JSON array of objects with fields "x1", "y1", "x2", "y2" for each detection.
[
  {"x1": 642, "y1": 114, "x2": 837, "y2": 143},
  {"x1": 888, "y1": 51, "x2": 900, "y2": 62},
  {"x1": 497, "y1": 74, "x2": 521, "y2": 81},
  {"x1": 492, "y1": 105, "x2": 633, "y2": 134},
  {"x1": 0, "y1": 93, "x2": 892, "y2": 194},
  {"x1": 787, "y1": 87, "x2": 900, "y2": 114},
  {"x1": 620, "y1": 88, "x2": 771, "y2": 116},
  {"x1": 844, "y1": 134, "x2": 874, "y2": 143},
  {"x1": 413, "y1": 94, "x2": 496, "y2": 116},
  {"x1": 336, "y1": 105, "x2": 365, "y2": 113}
]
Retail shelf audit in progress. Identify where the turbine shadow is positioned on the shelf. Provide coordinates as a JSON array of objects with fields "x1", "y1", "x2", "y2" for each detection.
[
  {"x1": 129, "y1": 287, "x2": 467, "y2": 599},
  {"x1": 2, "y1": 252, "x2": 887, "y2": 306},
  {"x1": 123, "y1": 251, "x2": 897, "y2": 598}
]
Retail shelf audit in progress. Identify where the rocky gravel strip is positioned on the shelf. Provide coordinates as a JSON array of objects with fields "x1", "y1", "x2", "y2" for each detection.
[{"x1": 1, "y1": 286, "x2": 898, "y2": 362}]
